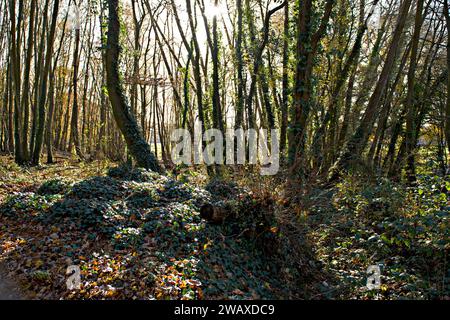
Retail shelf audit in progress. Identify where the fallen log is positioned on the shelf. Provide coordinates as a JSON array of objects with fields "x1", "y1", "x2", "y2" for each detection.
[{"x1": 200, "y1": 203, "x2": 230, "y2": 224}]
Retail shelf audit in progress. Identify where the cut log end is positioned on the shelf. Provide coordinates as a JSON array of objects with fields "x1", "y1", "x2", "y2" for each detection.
[{"x1": 200, "y1": 203, "x2": 228, "y2": 224}]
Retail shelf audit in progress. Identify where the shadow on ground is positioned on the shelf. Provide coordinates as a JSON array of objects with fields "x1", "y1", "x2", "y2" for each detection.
[{"x1": 0, "y1": 165, "x2": 327, "y2": 299}]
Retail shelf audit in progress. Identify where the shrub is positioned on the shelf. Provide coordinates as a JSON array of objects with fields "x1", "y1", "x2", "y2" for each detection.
[{"x1": 334, "y1": 175, "x2": 405, "y2": 220}]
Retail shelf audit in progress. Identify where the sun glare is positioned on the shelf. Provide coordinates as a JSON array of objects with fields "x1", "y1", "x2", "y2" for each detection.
[{"x1": 203, "y1": 1, "x2": 227, "y2": 18}]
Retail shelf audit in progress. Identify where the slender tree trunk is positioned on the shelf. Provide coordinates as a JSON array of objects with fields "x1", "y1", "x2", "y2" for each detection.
[
  {"x1": 404, "y1": 0, "x2": 424, "y2": 183},
  {"x1": 212, "y1": 0, "x2": 224, "y2": 132},
  {"x1": 21, "y1": 0, "x2": 37, "y2": 163},
  {"x1": 444, "y1": 0, "x2": 450, "y2": 156},
  {"x1": 9, "y1": 0, "x2": 24, "y2": 164},
  {"x1": 32, "y1": 0, "x2": 60, "y2": 165},
  {"x1": 46, "y1": 61, "x2": 56, "y2": 163},
  {"x1": 70, "y1": 3, "x2": 84, "y2": 160},
  {"x1": 30, "y1": 0, "x2": 49, "y2": 158},
  {"x1": 235, "y1": 0, "x2": 244, "y2": 130},
  {"x1": 280, "y1": 1, "x2": 289, "y2": 154},
  {"x1": 5, "y1": 64, "x2": 14, "y2": 153},
  {"x1": 259, "y1": 63, "x2": 275, "y2": 129}
]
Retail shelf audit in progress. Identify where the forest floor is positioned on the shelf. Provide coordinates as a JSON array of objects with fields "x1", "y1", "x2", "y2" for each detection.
[{"x1": 0, "y1": 154, "x2": 448, "y2": 300}]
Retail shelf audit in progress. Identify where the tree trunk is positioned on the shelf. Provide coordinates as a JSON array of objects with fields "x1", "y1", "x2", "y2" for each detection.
[
  {"x1": 105, "y1": 0, "x2": 161, "y2": 172},
  {"x1": 235, "y1": 0, "x2": 244, "y2": 130},
  {"x1": 70, "y1": 3, "x2": 85, "y2": 160},
  {"x1": 46, "y1": 61, "x2": 56, "y2": 163},
  {"x1": 32, "y1": 0, "x2": 60, "y2": 165},
  {"x1": 289, "y1": 0, "x2": 334, "y2": 174},
  {"x1": 212, "y1": 0, "x2": 224, "y2": 133},
  {"x1": 280, "y1": 1, "x2": 289, "y2": 154},
  {"x1": 9, "y1": 0, "x2": 24, "y2": 164},
  {"x1": 21, "y1": 0, "x2": 37, "y2": 163},
  {"x1": 444, "y1": 0, "x2": 450, "y2": 156},
  {"x1": 404, "y1": 0, "x2": 424, "y2": 183}
]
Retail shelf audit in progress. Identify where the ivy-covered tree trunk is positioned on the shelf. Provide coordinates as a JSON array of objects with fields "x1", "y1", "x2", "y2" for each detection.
[
  {"x1": 234, "y1": 0, "x2": 244, "y2": 130},
  {"x1": 289, "y1": 0, "x2": 334, "y2": 176},
  {"x1": 444, "y1": 0, "x2": 450, "y2": 156},
  {"x1": 212, "y1": 0, "x2": 224, "y2": 133},
  {"x1": 288, "y1": 0, "x2": 313, "y2": 173},
  {"x1": 105, "y1": 0, "x2": 161, "y2": 173},
  {"x1": 404, "y1": 0, "x2": 424, "y2": 183},
  {"x1": 280, "y1": 1, "x2": 289, "y2": 154}
]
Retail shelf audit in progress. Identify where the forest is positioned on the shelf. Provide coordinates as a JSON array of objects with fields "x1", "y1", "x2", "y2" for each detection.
[{"x1": 0, "y1": 0, "x2": 448, "y2": 300}]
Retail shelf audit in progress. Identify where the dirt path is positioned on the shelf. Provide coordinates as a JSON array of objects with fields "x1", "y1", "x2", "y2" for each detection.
[{"x1": 0, "y1": 265, "x2": 24, "y2": 300}]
